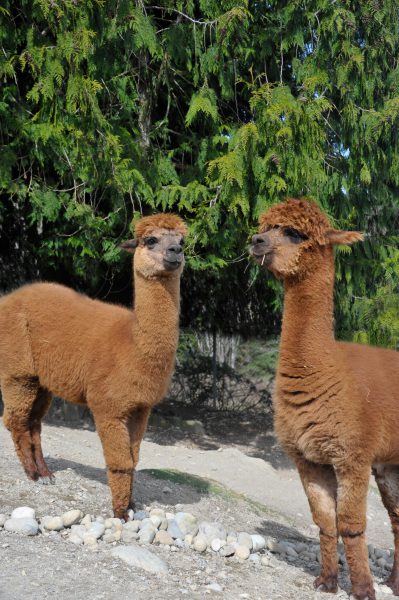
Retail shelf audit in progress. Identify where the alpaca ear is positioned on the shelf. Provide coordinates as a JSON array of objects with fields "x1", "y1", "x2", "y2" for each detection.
[
  {"x1": 325, "y1": 229, "x2": 364, "y2": 246},
  {"x1": 120, "y1": 239, "x2": 138, "y2": 253}
]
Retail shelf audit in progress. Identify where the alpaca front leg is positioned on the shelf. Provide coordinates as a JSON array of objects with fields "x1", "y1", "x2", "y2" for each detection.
[
  {"x1": 336, "y1": 465, "x2": 375, "y2": 600},
  {"x1": 295, "y1": 457, "x2": 339, "y2": 593},
  {"x1": 94, "y1": 418, "x2": 133, "y2": 520},
  {"x1": 372, "y1": 464, "x2": 399, "y2": 595},
  {"x1": 128, "y1": 406, "x2": 151, "y2": 509}
]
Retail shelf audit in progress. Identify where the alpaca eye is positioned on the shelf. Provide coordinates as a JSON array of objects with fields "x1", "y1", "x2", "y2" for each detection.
[
  {"x1": 284, "y1": 228, "x2": 308, "y2": 243},
  {"x1": 144, "y1": 237, "x2": 158, "y2": 248}
]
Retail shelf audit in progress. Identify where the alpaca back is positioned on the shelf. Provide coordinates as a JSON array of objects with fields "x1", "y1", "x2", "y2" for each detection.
[{"x1": 0, "y1": 282, "x2": 132, "y2": 403}]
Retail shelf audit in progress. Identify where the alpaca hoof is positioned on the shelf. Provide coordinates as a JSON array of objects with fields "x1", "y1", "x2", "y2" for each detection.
[
  {"x1": 36, "y1": 475, "x2": 54, "y2": 485},
  {"x1": 348, "y1": 588, "x2": 376, "y2": 600},
  {"x1": 26, "y1": 469, "x2": 39, "y2": 482},
  {"x1": 113, "y1": 509, "x2": 130, "y2": 521},
  {"x1": 314, "y1": 575, "x2": 338, "y2": 593}
]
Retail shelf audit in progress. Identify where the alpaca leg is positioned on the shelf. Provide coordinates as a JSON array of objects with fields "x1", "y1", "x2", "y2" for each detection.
[
  {"x1": 94, "y1": 417, "x2": 133, "y2": 520},
  {"x1": 29, "y1": 388, "x2": 53, "y2": 482},
  {"x1": 295, "y1": 457, "x2": 339, "y2": 593},
  {"x1": 336, "y1": 465, "x2": 375, "y2": 600},
  {"x1": 2, "y1": 377, "x2": 40, "y2": 481},
  {"x1": 127, "y1": 406, "x2": 151, "y2": 509},
  {"x1": 372, "y1": 464, "x2": 399, "y2": 595}
]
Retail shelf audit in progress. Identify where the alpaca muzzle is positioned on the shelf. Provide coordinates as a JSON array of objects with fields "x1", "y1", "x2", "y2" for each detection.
[
  {"x1": 164, "y1": 244, "x2": 184, "y2": 270},
  {"x1": 249, "y1": 233, "x2": 272, "y2": 264}
]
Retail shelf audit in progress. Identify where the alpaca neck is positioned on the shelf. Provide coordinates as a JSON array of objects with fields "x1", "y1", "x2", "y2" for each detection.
[
  {"x1": 133, "y1": 271, "x2": 180, "y2": 365},
  {"x1": 278, "y1": 248, "x2": 337, "y2": 391}
]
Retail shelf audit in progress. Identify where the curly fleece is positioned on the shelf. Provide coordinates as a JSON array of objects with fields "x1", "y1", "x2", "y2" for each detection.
[
  {"x1": 259, "y1": 197, "x2": 331, "y2": 245},
  {"x1": 134, "y1": 213, "x2": 188, "y2": 239}
]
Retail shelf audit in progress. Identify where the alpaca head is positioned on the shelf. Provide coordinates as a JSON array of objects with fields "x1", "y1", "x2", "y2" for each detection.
[
  {"x1": 121, "y1": 213, "x2": 188, "y2": 278},
  {"x1": 249, "y1": 198, "x2": 363, "y2": 280}
]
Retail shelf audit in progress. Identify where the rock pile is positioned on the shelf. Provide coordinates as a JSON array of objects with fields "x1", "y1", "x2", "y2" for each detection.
[{"x1": 0, "y1": 505, "x2": 394, "y2": 578}]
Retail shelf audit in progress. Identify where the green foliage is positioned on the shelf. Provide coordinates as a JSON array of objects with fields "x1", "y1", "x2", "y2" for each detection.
[{"x1": 0, "y1": 0, "x2": 398, "y2": 340}]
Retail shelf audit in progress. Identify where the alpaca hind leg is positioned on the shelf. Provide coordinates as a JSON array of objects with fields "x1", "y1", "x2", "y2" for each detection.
[
  {"x1": 29, "y1": 388, "x2": 53, "y2": 483},
  {"x1": 2, "y1": 377, "x2": 40, "y2": 481},
  {"x1": 127, "y1": 406, "x2": 151, "y2": 509},
  {"x1": 295, "y1": 457, "x2": 339, "y2": 593},
  {"x1": 94, "y1": 416, "x2": 133, "y2": 520},
  {"x1": 372, "y1": 464, "x2": 399, "y2": 595},
  {"x1": 336, "y1": 464, "x2": 375, "y2": 600}
]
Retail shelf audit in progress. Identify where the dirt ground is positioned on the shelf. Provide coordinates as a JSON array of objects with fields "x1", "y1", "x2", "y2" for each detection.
[{"x1": 0, "y1": 413, "x2": 396, "y2": 600}]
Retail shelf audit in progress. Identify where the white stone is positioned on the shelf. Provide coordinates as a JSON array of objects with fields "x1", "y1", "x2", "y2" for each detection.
[
  {"x1": 69, "y1": 533, "x2": 84, "y2": 545},
  {"x1": 150, "y1": 509, "x2": 166, "y2": 519},
  {"x1": 237, "y1": 532, "x2": 253, "y2": 550},
  {"x1": 249, "y1": 553, "x2": 260, "y2": 563},
  {"x1": 211, "y1": 538, "x2": 222, "y2": 552},
  {"x1": 193, "y1": 535, "x2": 208, "y2": 553},
  {"x1": 184, "y1": 534, "x2": 193, "y2": 546},
  {"x1": 174, "y1": 512, "x2": 199, "y2": 536},
  {"x1": 83, "y1": 535, "x2": 98, "y2": 546},
  {"x1": 84, "y1": 522, "x2": 105, "y2": 540},
  {"x1": 150, "y1": 515, "x2": 162, "y2": 529},
  {"x1": 104, "y1": 517, "x2": 123, "y2": 530},
  {"x1": 251, "y1": 534, "x2": 266, "y2": 552},
  {"x1": 4, "y1": 518, "x2": 38, "y2": 536},
  {"x1": 41, "y1": 516, "x2": 64, "y2": 531},
  {"x1": 377, "y1": 583, "x2": 393, "y2": 595},
  {"x1": 198, "y1": 522, "x2": 226, "y2": 543},
  {"x1": 155, "y1": 530, "x2": 173, "y2": 545},
  {"x1": 70, "y1": 524, "x2": 87, "y2": 539},
  {"x1": 123, "y1": 520, "x2": 140, "y2": 533},
  {"x1": 111, "y1": 545, "x2": 168, "y2": 574},
  {"x1": 140, "y1": 518, "x2": 156, "y2": 531},
  {"x1": 235, "y1": 545, "x2": 250, "y2": 560},
  {"x1": 261, "y1": 555, "x2": 272, "y2": 567},
  {"x1": 81, "y1": 514, "x2": 92, "y2": 528},
  {"x1": 11, "y1": 507, "x2": 35, "y2": 520},
  {"x1": 62, "y1": 510, "x2": 83, "y2": 528},
  {"x1": 139, "y1": 528, "x2": 156, "y2": 544},
  {"x1": 165, "y1": 512, "x2": 175, "y2": 520}
]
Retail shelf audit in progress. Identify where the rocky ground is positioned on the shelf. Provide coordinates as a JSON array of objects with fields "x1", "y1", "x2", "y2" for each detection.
[{"x1": 0, "y1": 416, "x2": 397, "y2": 600}]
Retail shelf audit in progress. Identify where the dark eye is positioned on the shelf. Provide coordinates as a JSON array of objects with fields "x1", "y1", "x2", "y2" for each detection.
[
  {"x1": 144, "y1": 237, "x2": 158, "y2": 248},
  {"x1": 284, "y1": 227, "x2": 308, "y2": 243},
  {"x1": 180, "y1": 238, "x2": 185, "y2": 247}
]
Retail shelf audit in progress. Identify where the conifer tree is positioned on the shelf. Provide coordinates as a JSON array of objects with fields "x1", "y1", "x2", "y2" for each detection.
[{"x1": 0, "y1": 1, "x2": 398, "y2": 340}]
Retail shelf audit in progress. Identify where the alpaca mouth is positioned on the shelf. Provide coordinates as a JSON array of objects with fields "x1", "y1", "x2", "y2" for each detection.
[
  {"x1": 249, "y1": 247, "x2": 272, "y2": 265},
  {"x1": 163, "y1": 258, "x2": 183, "y2": 271}
]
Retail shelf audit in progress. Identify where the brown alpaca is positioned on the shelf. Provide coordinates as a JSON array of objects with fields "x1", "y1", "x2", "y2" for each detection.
[
  {"x1": 250, "y1": 198, "x2": 399, "y2": 600},
  {"x1": 0, "y1": 213, "x2": 187, "y2": 520}
]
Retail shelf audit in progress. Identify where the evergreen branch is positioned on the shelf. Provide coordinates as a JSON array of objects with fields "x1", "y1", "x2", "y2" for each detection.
[{"x1": 148, "y1": 6, "x2": 218, "y2": 26}]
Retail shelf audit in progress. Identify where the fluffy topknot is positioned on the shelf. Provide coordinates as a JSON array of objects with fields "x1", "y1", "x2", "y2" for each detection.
[
  {"x1": 259, "y1": 198, "x2": 331, "y2": 245},
  {"x1": 134, "y1": 213, "x2": 188, "y2": 239}
]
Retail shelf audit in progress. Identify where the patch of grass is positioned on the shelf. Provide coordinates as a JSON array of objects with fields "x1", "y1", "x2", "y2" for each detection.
[{"x1": 142, "y1": 468, "x2": 291, "y2": 524}]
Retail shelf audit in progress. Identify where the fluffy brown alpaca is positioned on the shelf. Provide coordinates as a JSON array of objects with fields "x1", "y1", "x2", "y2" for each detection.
[
  {"x1": 0, "y1": 213, "x2": 187, "y2": 520},
  {"x1": 250, "y1": 198, "x2": 399, "y2": 600}
]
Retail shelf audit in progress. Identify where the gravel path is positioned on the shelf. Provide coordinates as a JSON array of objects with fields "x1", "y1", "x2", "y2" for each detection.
[{"x1": 0, "y1": 420, "x2": 396, "y2": 600}]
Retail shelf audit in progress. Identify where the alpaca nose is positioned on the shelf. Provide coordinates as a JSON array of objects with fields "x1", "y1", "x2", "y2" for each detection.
[
  {"x1": 252, "y1": 234, "x2": 268, "y2": 246},
  {"x1": 167, "y1": 244, "x2": 183, "y2": 255}
]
